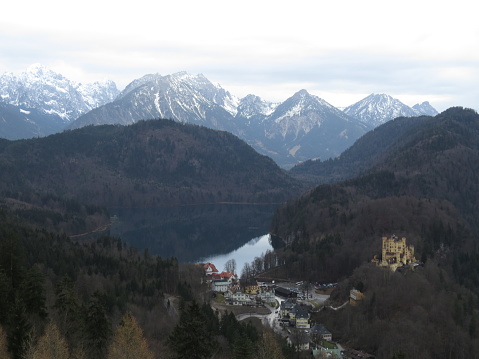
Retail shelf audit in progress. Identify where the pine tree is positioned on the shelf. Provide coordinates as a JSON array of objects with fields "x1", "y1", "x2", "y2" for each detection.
[
  {"x1": 82, "y1": 292, "x2": 111, "y2": 359},
  {"x1": 168, "y1": 300, "x2": 217, "y2": 359},
  {"x1": 232, "y1": 332, "x2": 253, "y2": 359},
  {"x1": 107, "y1": 313, "x2": 154, "y2": 359},
  {"x1": 7, "y1": 297, "x2": 31, "y2": 359},
  {"x1": 54, "y1": 275, "x2": 80, "y2": 340}
]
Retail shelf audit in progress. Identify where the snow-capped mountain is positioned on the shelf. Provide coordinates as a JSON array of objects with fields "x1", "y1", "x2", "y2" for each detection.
[
  {"x1": 1, "y1": 66, "x2": 438, "y2": 167},
  {"x1": 70, "y1": 72, "x2": 239, "y2": 132},
  {"x1": 344, "y1": 93, "x2": 436, "y2": 127},
  {"x1": 71, "y1": 75, "x2": 371, "y2": 168},
  {"x1": 236, "y1": 94, "x2": 277, "y2": 121},
  {"x1": 266, "y1": 89, "x2": 353, "y2": 140},
  {"x1": 256, "y1": 90, "x2": 370, "y2": 167},
  {"x1": 412, "y1": 101, "x2": 439, "y2": 116},
  {"x1": 0, "y1": 64, "x2": 119, "y2": 123}
]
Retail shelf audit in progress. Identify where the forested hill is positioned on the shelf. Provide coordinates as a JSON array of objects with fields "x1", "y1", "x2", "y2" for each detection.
[
  {"x1": 289, "y1": 114, "x2": 433, "y2": 184},
  {"x1": 268, "y1": 106, "x2": 479, "y2": 357},
  {"x1": 0, "y1": 119, "x2": 305, "y2": 208},
  {"x1": 271, "y1": 107, "x2": 479, "y2": 280}
]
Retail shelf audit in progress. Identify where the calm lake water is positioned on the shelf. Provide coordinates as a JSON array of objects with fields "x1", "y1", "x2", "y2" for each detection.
[
  {"x1": 198, "y1": 234, "x2": 273, "y2": 274},
  {"x1": 108, "y1": 204, "x2": 278, "y2": 272}
]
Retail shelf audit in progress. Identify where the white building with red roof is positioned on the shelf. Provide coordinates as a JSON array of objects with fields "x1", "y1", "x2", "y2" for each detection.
[{"x1": 203, "y1": 262, "x2": 219, "y2": 276}]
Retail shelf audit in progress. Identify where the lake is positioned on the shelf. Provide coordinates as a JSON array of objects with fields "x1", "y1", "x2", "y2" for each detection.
[{"x1": 108, "y1": 203, "x2": 278, "y2": 273}]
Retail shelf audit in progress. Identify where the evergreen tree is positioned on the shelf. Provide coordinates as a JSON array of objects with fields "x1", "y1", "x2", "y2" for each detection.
[
  {"x1": 7, "y1": 297, "x2": 31, "y2": 359},
  {"x1": 232, "y1": 332, "x2": 253, "y2": 359},
  {"x1": 18, "y1": 266, "x2": 47, "y2": 319},
  {"x1": 54, "y1": 275, "x2": 80, "y2": 340},
  {"x1": 168, "y1": 300, "x2": 217, "y2": 359},
  {"x1": 82, "y1": 292, "x2": 111, "y2": 359}
]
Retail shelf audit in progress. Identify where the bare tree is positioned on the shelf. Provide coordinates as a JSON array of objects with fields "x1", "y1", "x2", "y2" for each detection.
[
  {"x1": 253, "y1": 256, "x2": 264, "y2": 275},
  {"x1": 241, "y1": 263, "x2": 253, "y2": 285},
  {"x1": 224, "y1": 259, "x2": 237, "y2": 274}
]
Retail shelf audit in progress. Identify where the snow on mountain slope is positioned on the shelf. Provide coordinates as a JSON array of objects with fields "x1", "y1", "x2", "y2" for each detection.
[
  {"x1": 266, "y1": 89, "x2": 359, "y2": 140},
  {"x1": 344, "y1": 93, "x2": 422, "y2": 127},
  {"x1": 70, "y1": 72, "x2": 240, "y2": 132},
  {"x1": 236, "y1": 94, "x2": 277, "y2": 120},
  {"x1": 412, "y1": 101, "x2": 439, "y2": 116},
  {"x1": 0, "y1": 64, "x2": 119, "y2": 123}
]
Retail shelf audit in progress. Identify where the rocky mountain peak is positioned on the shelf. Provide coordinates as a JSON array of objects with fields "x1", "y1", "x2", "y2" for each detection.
[
  {"x1": 0, "y1": 64, "x2": 119, "y2": 122},
  {"x1": 412, "y1": 101, "x2": 439, "y2": 116},
  {"x1": 344, "y1": 93, "x2": 427, "y2": 127}
]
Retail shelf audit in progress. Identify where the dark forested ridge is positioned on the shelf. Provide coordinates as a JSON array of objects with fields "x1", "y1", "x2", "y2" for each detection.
[
  {"x1": 289, "y1": 114, "x2": 433, "y2": 184},
  {"x1": 272, "y1": 107, "x2": 479, "y2": 278},
  {"x1": 269, "y1": 107, "x2": 479, "y2": 357},
  {"x1": 0, "y1": 118, "x2": 305, "y2": 208}
]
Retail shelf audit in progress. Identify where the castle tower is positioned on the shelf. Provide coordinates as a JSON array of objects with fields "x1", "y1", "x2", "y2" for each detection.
[{"x1": 380, "y1": 235, "x2": 416, "y2": 269}]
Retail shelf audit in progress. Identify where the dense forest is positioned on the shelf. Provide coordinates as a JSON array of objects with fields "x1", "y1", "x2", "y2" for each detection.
[
  {"x1": 269, "y1": 107, "x2": 479, "y2": 357},
  {"x1": 289, "y1": 115, "x2": 432, "y2": 184},
  {"x1": 0, "y1": 119, "x2": 305, "y2": 208},
  {"x1": 0, "y1": 207, "x2": 293, "y2": 359}
]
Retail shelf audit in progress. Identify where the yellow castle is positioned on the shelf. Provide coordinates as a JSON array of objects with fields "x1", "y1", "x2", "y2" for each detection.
[{"x1": 375, "y1": 235, "x2": 417, "y2": 270}]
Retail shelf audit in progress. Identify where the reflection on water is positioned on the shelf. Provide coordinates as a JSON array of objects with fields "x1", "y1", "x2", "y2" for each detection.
[
  {"x1": 109, "y1": 204, "x2": 278, "y2": 263},
  {"x1": 199, "y1": 234, "x2": 273, "y2": 274}
]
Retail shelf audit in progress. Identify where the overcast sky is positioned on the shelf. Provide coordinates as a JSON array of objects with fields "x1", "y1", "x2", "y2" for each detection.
[{"x1": 1, "y1": 0, "x2": 478, "y2": 111}]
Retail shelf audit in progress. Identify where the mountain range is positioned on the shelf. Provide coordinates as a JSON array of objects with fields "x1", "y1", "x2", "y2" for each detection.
[
  {"x1": 344, "y1": 93, "x2": 438, "y2": 127},
  {"x1": 0, "y1": 64, "x2": 119, "y2": 138},
  {"x1": 0, "y1": 65, "x2": 438, "y2": 167}
]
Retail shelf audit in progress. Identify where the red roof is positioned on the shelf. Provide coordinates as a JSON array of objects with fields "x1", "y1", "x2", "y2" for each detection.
[
  {"x1": 203, "y1": 262, "x2": 219, "y2": 273},
  {"x1": 211, "y1": 271, "x2": 237, "y2": 280}
]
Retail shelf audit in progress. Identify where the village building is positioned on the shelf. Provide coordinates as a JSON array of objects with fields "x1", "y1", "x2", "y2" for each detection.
[
  {"x1": 275, "y1": 286, "x2": 297, "y2": 299},
  {"x1": 280, "y1": 299, "x2": 311, "y2": 327},
  {"x1": 211, "y1": 279, "x2": 230, "y2": 293},
  {"x1": 225, "y1": 288, "x2": 254, "y2": 306},
  {"x1": 349, "y1": 288, "x2": 364, "y2": 306},
  {"x1": 257, "y1": 287, "x2": 275, "y2": 303},
  {"x1": 245, "y1": 285, "x2": 260, "y2": 294},
  {"x1": 310, "y1": 324, "x2": 332, "y2": 341},
  {"x1": 280, "y1": 298, "x2": 296, "y2": 318},
  {"x1": 203, "y1": 262, "x2": 219, "y2": 277},
  {"x1": 294, "y1": 307, "x2": 311, "y2": 329}
]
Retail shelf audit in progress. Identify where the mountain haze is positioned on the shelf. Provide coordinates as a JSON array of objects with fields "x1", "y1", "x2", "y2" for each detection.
[
  {"x1": 289, "y1": 114, "x2": 433, "y2": 184},
  {"x1": 0, "y1": 101, "x2": 66, "y2": 140}
]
